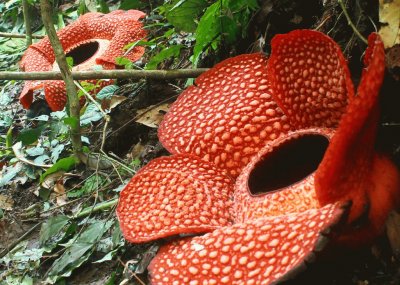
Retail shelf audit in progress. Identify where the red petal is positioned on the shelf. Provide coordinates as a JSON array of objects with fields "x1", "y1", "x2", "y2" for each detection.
[
  {"x1": 315, "y1": 34, "x2": 399, "y2": 243},
  {"x1": 44, "y1": 81, "x2": 68, "y2": 111},
  {"x1": 149, "y1": 203, "x2": 346, "y2": 285},
  {"x1": 19, "y1": 10, "x2": 146, "y2": 110},
  {"x1": 268, "y1": 30, "x2": 354, "y2": 128},
  {"x1": 19, "y1": 48, "x2": 52, "y2": 109},
  {"x1": 116, "y1": 154, "x2": 234, "y2": 243},
  {"x1": 234, "y1": 128, "x2": 334, "y2": 223},
  {"x1": 19, "y1": 81, "x2": 44, "y2": 109},
  {"x1": 96, "y1": 19, "x2": 146, "y2": 65},
  {"x1": 159, "y1": 54, "x2": 293, "y2": 177}
]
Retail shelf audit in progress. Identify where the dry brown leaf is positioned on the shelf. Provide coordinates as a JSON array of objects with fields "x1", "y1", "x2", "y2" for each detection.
[
  {"x1": 0, "y1": 194, "x2": 14, "y2": 210},
  {"x1": 130, "y1": 141, "x2": 146, "y2": 159},
  {"x1": 379, "y1": 0, "x2": 400, "y2": 48},
  {"x1": 136, "y1": 103, "x2": 170, "y2": 128},
  {"x1": 109, "y1": 95, "x2": 127, "y2": 110},
  {"x1": 41, "y1": 170, "x2": 65, "y2": 189},
  {"x1": 386, "y1": 210, "x2": 400, "y2": 256},
  {"x1": 53, "y1": 182, "x2": 68, "y2": 206}
]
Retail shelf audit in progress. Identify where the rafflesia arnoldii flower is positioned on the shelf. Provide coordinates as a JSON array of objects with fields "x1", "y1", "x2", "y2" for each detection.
[
  {"x1": 19, "y1": 10, "x2": 146, "y2": 111},
  {"x1": 116, "y1": 30, "x2": 400, "y2": 285}
]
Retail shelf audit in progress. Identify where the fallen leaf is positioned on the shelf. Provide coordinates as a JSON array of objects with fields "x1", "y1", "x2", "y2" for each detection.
[
  {"x1": 136, "y1": 103, "x2": 170, "y2": 128},
  {"x1": 130, "y1": 142, "x2": 146, "y2": 159},
  {"x1": 386, "y1": 210, "x2": 400, "y2": 257},
  {"x1": 41, "y1": 170, "x2": 65, "y2": 189},
  {"x1": 0, "y1": 194, "x2": 14, "y2": 210},
  {"x1": 386, "y1": 44, "x2": 400, "y2": 79},
  {"x1": 379, "y1": 0, "x2": 400, "y2": 48},
  {"x1": 53, "y1": 182, "x2": 68, "y2": 206},
  {"x1": 109, "y1": 95, "x2": 127, "y2": 110}
]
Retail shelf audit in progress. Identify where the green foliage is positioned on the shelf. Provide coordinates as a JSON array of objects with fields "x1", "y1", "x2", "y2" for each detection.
[
  {"x1": 40, "y1": 156, "x2": 78, "y2": 182},
  {"x1": 67, "y1": 174, "x2": 106, "y2": 198},
  {"x1": 96, "y1": 85, "x2": 119, "y2": 100},
  {"x1": 192, "y1": 0, "x2": 258, "y2": 65},
  {"x1": 164, "y1": 0, "x2": 208, "y2": 33},
  {"x1": 80, "y1": 103, "x2": 103, "y2": 125},
  {"x1": 45, "y1": 220, "x2": 113, "y2": 283},
  {"x1": 40, "y1": 215, "x2": 70, "y2": 251},
  {"x1": 17, "y1": 124, "x2": 46, "y2": 145},
  {"x1": 119, "y1": 0, "x2": 146, "y2": 10},
  {"x1": 146, "y1": 44, "x2": 184, "y2": 69}
]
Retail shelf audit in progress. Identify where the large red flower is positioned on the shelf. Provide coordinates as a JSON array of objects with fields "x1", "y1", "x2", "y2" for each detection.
[
  {"x1": 116, "y1": 30, "x2": 399, "y2": 284},
  {"x1": 19, "y1": 10, "x2": 146, "y2": 111}
]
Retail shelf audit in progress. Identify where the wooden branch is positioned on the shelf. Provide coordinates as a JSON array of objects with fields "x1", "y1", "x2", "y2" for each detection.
[
  {"x1": 0, "y1": 32, "x2": 45, "y2": 39},
  {"x1": 40, "y1": 0, "x2": 83, "y2": 159},
  {"x1": 22, "y1": 0, "x2": 33, "y2": 46},
  {"x1": 0, "y1": 68, "x2": 209, "y2": 80}
]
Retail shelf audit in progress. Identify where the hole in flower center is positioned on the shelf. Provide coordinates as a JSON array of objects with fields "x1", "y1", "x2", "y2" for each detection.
[
  {"x1": 66, "y1": 41, "x2": 100, "y2": 66},
  {"x1": 248, "y1": 134, "x2": 329, "y2": 195}
]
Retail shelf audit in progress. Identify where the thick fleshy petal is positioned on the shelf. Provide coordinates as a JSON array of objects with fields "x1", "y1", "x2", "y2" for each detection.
[
  {"x1": 19, "y1": 48, "x2": 52, "y2": 109},
  {"x1": 149, "y1": 203, "x2": 347, "y2": 285},
  {"x1": 43, "y1": 81, "x2": 68, "y2": 111},
  {"x1": 315, "y1": 34, "x2": 400, "y2": 243},
  {"x1": 19, "y1": 10, "x2": 146, "y2": 111},
  {"x1": 116, "y1": 154, "x2": 234, "y2": 243},
  {"x1": 96, "y1": 19, "x2": 146, "y2": 65},
  {"x1": 234, "y1": 128, "x2": 334, "y2": 223},
  {"x1": 268, "y1": 30, "x2": 354, "y2": 128},
  {"x1": 159, "y1": 54, "x2": 293, "y2": 177}
]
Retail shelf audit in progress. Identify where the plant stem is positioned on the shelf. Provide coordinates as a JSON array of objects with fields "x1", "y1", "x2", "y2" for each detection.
[
  {"x1": 75, "y1": 199, "x2": 118, "y2": 219},
  {"x1": 40, "y1": 0, "x2": 82, "y2": 160},
  {"x1": 337, "y1": 0, "x2": 368, "y2": 44},
  {"x1": 22, "y1": 0, "x2": 33, "y2": 47},
  {"x1": 0, "y1": 68, "x2": 209, "y2": 80}
]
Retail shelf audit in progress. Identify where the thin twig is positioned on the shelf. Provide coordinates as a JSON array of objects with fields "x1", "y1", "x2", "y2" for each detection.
[
  {"x1": 0, "y1": 68, "x2": 209, "y2": 81},
  {"x1": 74, "y1": 81, "x2": 109, "y2": 118},
  {"x1": 0, "y1": 32, "x2": 45, "y2": 39},
  {"x1": 100, "y1": 119, "x2": 109, "y2": 152},
  {"x1": 337, "y1": 0, "x2": 368, "y2": 44}
]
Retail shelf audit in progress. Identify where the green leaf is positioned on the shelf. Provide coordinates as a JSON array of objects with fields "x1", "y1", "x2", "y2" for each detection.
[
  {"x1": 115, "y1": 56, "x2": 133, "y2": 69},
  {"x1": 165, "y1": 0, "x2": 208, "y2": 33},
  {"x1": 40, "y1": 156, "x2": 78, "y2": 183},
  {"x1": 26, "y1": 146, "x2": 45, "y2": 157},
  {"x1": 80, "y1": 103, "x2": 103, "y2": 126},
  {"x1": 51, "y1": 144, "x2": 65, "y2": 163},
  {"x1": 17, "y1": 125, "x2": 45, "y2": 145},
  {"x1": 192, "y1": 0, "x2": 258, "y2": 65},
  {"x1": 63, "y1": 117, "x2": 79, "y2": 129},
  {"x1": 0, "y1": 163, "x2": 23, "y2": 187},
  {"x1": 96, "y1": 85, "x2": 119, "y2": 100},
  {"x1": 97, "y1": 0, "x2": 110, "y2": 13},
  {"x1": 46, "y1": 220, "x2": 113, "y2": 283},
  {"x1": 192, "y1": 2, "x2": 221, "y2": 65},
  {"x1": 40, "y1": 215, "x2": 70, "y2": 251},
  {"x1": 66, "y1": 57, "x2": 74, "y2": 69},
  {"x1": 67, "y1": 175, "x2": 106, "y2": 198},
  {"x1": 119, "y1": 0, "x2": 145, "y2": 10},
  {"x1": 145, "y1": 45, "x2": 184, "y2": 70}
]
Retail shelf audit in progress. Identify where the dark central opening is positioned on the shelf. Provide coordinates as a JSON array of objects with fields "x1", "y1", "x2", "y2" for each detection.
[
  {"x1": 248, "y1": 134, "x2": 329, "y2": 195},
  {"x1": 65, "y1": 41, "x2": 99, "y2": 66}
]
